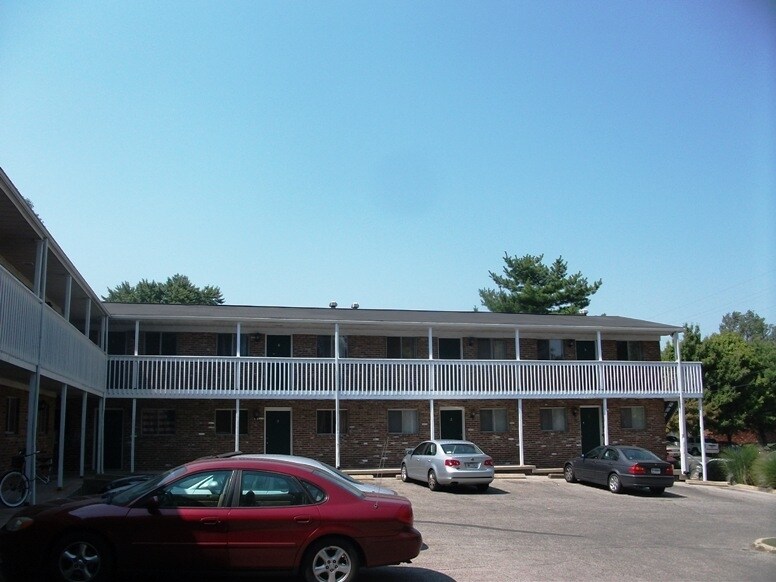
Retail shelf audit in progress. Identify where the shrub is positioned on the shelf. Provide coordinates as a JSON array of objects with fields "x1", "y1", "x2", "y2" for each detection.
[
  {"x1": 755, "y1": 452, "x2": 776, "y2": 488},
  {"x1": 721, "y1": 444, "x2": 760, "y2": 485}
]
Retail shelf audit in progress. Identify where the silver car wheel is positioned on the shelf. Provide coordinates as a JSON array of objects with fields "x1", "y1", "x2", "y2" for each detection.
[
  {"x1": 608, "y1": 473, "x2": 623, "y2": 494},
  {"x1": 304, "y1": 539, "x2": 358, "y2": 582},
  {"x1": 53, "y1": 533, "x2": 111, "y2": 582},
  {"x1": 400, "y1": 463, "x2": 409, "y2": 482},
  {"x1": 428, "y1": 470, "x2": 440, "y2": 491},
  {"x1": 564, "y1": 464, "x2": 577, "y2": 483}
]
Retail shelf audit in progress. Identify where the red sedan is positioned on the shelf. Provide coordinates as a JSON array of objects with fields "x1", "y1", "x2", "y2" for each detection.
[{"x1": 0, "y1": 456, "x2": 422, "y2": 582}]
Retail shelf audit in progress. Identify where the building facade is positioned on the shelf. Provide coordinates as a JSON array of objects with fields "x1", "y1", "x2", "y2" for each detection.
[{"x1": 0, "y1": 168, "x2": 705, "y2": 502}]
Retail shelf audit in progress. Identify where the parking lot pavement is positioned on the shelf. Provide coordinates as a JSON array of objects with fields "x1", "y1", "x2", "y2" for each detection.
[
  {"x1": 362, "y1": 476, "x2": 776, "y2": 582},
  {"x1": 3, "y1": 476, "x2": 772, "y2": 582}
]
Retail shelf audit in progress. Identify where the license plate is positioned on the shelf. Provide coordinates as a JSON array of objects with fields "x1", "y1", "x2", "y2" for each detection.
[
  {"x1": 650, "y1": 467, "x2": 661, "y2": 475},
  {"x1": 466, "y1": 462, "x2": 479, "y2": 468}
]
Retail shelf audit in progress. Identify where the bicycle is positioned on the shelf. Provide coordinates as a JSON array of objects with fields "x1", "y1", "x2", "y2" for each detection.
[{"x1": 0, "y1": 450, "x2": 53, "y2": 508}]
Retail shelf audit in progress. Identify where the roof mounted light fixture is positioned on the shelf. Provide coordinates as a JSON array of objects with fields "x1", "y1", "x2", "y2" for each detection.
[
  {"x1": 351, "y1": 302, "x2": 359, "y2": 309},
  {"x1": 329, "y1": 301, "x2": 338, "y2": 308}
]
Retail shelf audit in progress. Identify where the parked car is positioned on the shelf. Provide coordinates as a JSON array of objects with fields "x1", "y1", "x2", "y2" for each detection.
[
  {"x1": 564, "y1": 445, "x2": 675, "y2": 495},
  {"x1": 233, "y1": 453, "x2": 398, "y2": 496},
  {"x1": 0, "y1": 456, "x2": 422, "y2": 582},
  {"x1": 401, "y1": 439, "x2": 494, "y2": 492},
  {"x1": 666, "y1": 434, "x2": 720, "y2": 457}
]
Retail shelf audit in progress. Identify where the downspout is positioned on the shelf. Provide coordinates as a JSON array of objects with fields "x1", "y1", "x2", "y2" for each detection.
[
  {"x1": 428, "y1": 327, "x2": 435, "y2": 440},
  {"x1": 515, "y1": 328, "x2": 524, "y2": 466},
  {"x1": 334, "y1": 323, "x2": 340, "y2": 468}
]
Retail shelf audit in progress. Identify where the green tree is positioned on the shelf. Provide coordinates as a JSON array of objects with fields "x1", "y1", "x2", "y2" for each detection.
[
  {"x1": 104, "y1": 274, "x2": 224, "y2": 305},
  {"x1": 479, "y1": 253, "x2": 602, "y2": 314},
  {"x1": 720, "y1": 310, "x2": 775, "y2": 342}
]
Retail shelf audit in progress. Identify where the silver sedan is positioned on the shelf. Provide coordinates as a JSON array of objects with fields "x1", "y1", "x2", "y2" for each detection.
[{"x1": 401, "y1": 440, "x2": 495, "y2": 492}]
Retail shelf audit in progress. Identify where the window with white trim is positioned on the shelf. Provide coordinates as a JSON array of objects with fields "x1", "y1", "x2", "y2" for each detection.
[
  {"x1": 481, "y1": 408, "x2": 508, "y2": 432},
  {"x1": 5, "y1": 397, "x2": 19, "y2": 434},
  {"x1": 316, "y1": 410, "x2": 348, "y2": 435},
  {"x1": 620, "y1": 406, "x2": 646, "y2": 430},
  {"x1": 141, "y1": 409, "x2": 176, "y2": 435},
  {"x1": 215, "y1": 409, "x2": 248, "y2": 435},
  {"x1": 539, "y1": 407, "x2": 567, "y2": 431},
  {"x1": 477, "y1": 339, "x2": 507, "y2": 360},
  {"x1": 388, "y1": 409, "x2": 419, "y2": 434},
  {"x1": 537, "y1": 339, "x2": 564, "y2": 360},
  {"x1": 387, "y1": 337, "x2": 418, "y2": 359}
]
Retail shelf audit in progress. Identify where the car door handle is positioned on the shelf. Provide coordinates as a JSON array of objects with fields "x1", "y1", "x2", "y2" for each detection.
[
  {"x1": 294, "y1": 516, "x2": 312, "y2": 524},
  {"x1": 200, "y1": 518, "x2": 221, "y2": 526}
]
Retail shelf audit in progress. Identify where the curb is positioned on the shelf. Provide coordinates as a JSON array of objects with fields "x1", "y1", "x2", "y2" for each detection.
[{"x1": 753, "y1": 538, "x2": 776, "y2": 553}]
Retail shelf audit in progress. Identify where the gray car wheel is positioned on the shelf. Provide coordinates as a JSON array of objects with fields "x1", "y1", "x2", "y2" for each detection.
[
  {"x1": 608, "y1": 473, "x2": 623, "y2": 494},
  {"x1": 428, "y1": 470, "x2": 440, "y2": 491},
  {"x1": 400, "y1": 463, "x2": 409, "y2": 483},
  {"x1": 51, "y1": 532, "x2": 113, "y2": 582},
  {"x1": 564, "y1": 464, "x2": 577, "y2": 483},
  {"x1": 303, "y1": 537, "x2": 359, "y2": 582}
]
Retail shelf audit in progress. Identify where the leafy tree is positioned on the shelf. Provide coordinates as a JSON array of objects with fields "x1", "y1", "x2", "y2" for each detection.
[
  {"x1": 720, "y1": 310, "x2": 775, "y2": 342},
  {"x1": 104, "y1": 274, "x2": 224, "y2": 305},
  {"x1": 479, "y1": 253, "x2": 602, "y2": 314}
]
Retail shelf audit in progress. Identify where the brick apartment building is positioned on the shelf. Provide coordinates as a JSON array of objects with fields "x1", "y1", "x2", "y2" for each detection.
[{"x1": 0, "y1": 168, "x2": 705, "y2": 499}]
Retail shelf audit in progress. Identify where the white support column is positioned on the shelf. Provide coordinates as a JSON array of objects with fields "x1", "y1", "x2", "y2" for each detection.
[
  {"x1": 64, "y1": 276, "x2": 72, "y2": 321},
  {"x1": 517, "y1": 399, "x2": 525, "y2": 466},
  {"x1": 698, "y1": 397, "x2": 707, "y2": 481},
  {"x1": 79, "y1": 393, "x2": 87, "y2": 477},
  {"x1": 334, "y1": 323, "x2": 341, "y2": 468},
  {"x1": 97, "y1": 397, "x2": 106, "y2": 474},
  {"x1": 674, "y1": 332, "x2": 688, "y2": 475},
  {"x1": 602, "y1": 398, "x2": 609, "y2": 445},
  {"x1": 235, "y1": 323, "x2": 242, "y2": 453},
  {"x1": 57, "y1": 384, "x2": 68, "y2": 489},
  {"x1": 26, "y1": 370, "x2": 41, "y2": 504},
  {"x1": 515, "y1": 328, "x2": 525, "y2": 465},
  {"x1": 428, "y1": 327, "x2": 435, "y2": 440},
  {"x1": 83, "y1": 298, "x2": 91, "y2": 336},
  {"x1": 131, "y1": 399, "x2": 137, "y2": 473}
]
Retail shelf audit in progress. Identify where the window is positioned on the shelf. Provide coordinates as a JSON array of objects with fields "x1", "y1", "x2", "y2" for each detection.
[
  {"x1": 537, "y1": 339, "x2": 564, "y2": 360},
  {"x1": 576, "y1": 340, "x2": 596, "y2": 360},
  {"x1": 388, "y1": 409, "x2": 419, "y2": 434},
  {"x1": 144, "y1": 332, "x2": 177, "y2": 355},
  {"x1": 438, "y1": 338, "x2": 461, "y2": 359},
  {"x1": 107, "y1": 332, "x2": 128, "y2": 355},
  {"x1": 387, "y1": 337, "x2": 418, "y2": 359},
  {"x1": 266, "y1": 335, "x2": 291, "y2": 357},
  {"x1": 215, "y1": 409, "x2": 248, "y2": 435},
  {"x1": 141, "y1": 409, "x2": 176, "y2": 435},
  {"x1": 158, "y1": 470, "x2": 232, "y2": 508},
  {"x1": 239, "y1": 470, "x2": 309, "y2": 507},
  {"x1": 316, "y1": 410, "x2": 348, "y2": 435},
  {"x1": 217, "y1": 333, "x2": 249, "y2": 356},
  {"x1": 616, "y1": 341, "x2": 644, "y2": 361},
  {"x1": 477, "y1": 339, "x2": 507, "y2": 360},
  {"x1": 5, "y1": 397, "x2": 19, "y2": 434},
  {"x1": 540, "y1": 407, "x2": 567, "y2": 431},
  {"x1": 481, "y1": 408, "x2": 508, "y2": 432},
  {"x1": 621, "y1": 406, "x2": 646, "y2": 430},
  {"x1": 316, "y1": 335, "x2": 349, "y2": 358}
]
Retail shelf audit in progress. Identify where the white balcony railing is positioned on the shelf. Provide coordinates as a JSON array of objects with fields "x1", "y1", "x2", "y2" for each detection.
[
  {"x1": 106, "y1": 355, "x2": 703, "y2": 400},
  {"x1": 0, "y1": 265, "x2": 107, "y2": 394}
]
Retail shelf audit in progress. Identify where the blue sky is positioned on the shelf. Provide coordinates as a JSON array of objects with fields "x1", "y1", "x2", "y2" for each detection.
[{"x1": 1, "y1": 1, "x2": 774, "y2": 337}]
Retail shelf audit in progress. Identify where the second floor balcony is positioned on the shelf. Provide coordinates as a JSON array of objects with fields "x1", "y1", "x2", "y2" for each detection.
[{"x1": 106, "y1": 355, "x2": 703, "y2": 400}]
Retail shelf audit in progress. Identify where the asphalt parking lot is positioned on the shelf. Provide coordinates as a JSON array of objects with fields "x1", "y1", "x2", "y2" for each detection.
[
  {"x1": 2, "y1": 476, "x2": 773, "y2": 582},
  {"x1": 362, "y1": 476, "x2": 775, "y2": 582}
]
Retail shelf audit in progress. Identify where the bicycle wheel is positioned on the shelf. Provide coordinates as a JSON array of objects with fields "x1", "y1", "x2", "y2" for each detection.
[{"x1": 0, "y1": 470, "x2": 29, "y2": 508}]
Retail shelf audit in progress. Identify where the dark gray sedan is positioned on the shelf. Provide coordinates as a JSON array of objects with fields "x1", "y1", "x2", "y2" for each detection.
[{"x1": 564, "y1": 445, "x2": 675, "y2": 495}]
